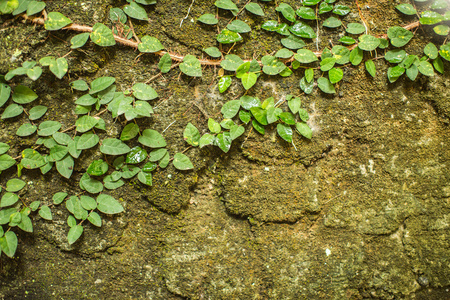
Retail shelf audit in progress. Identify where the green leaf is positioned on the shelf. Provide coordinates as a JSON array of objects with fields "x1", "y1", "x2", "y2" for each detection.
[
  {"x1": 227, "y1": 20, "x2": 251, "y2": 33},
  {"x1": 339, "y1": 36, "x2": 356, "y2": 45},
  {"x1": 0, "y1": 83, "x2": 11, "y2": 108},
  {"x1": 121, "y1": 165, "x2": 140, "y2": 178},
  {"x1": 217, "y1": 29, "x2": 242, "y2": 44},
  {"x1": 420, "y1": 10, "x2": 444, "y2": 25},
  {"x1": 38, "y1": 120, "x2": 61, "y2": 136},
  {"x1": 96, "y1": 194, "x2": 124, "y2": 214},
  {"x1": 138, "y1": 170, "x2": 152, "y2": 186},
  {"x1": 323, "y1": 17, "x2": 342, "y2": 28},
  {"x1": 296, "y1": 6, "x2": 316, "y2": 20},
  {"x1": 199, "y1": 133, "x2": 215, "y2": 148},
  {"x1": 6, "y1": 178, "x2": 25, "y2": 192},
  {"x1": 385, "y1": 49, "x2": 407, "y2": 63},
  {"x1": 87, "y1": 212, "x2": 102, "y2": 227},
  {"x1": 433, "y1": 57, "x2": 444, "y2": 74},
  {"x1": 110, "y1": 7, "x2": 127, "y2": 23},
  {"x1": 281, "y1": 35, "x2": 306, "y2": 50},
  {"x1": 120, "y1": 123, "x2": 139, "y2": 141},
  {"x1": 183, "y1": 123, "x2": 200, "y2": 147},
  {"x1": 276, "y1": 3, "x2": 296, "y2": 22},
  {"x1": 53, "y1": 192, "x2": 67, "y2": 205},
  {"x1": 252, "y1": 120, "x2": 265, "y2": 135},
  {"x1": 221, "y1": 100, "x2": 241, "y2": 118},
  {"x1": 75, "y1": 115, "x2": 98, "y2": 133},
  {"x1": 18, "y1": 213, "x2": 33, "y2": 233},
  {"x1": 245, "y1": 3, "x2": 264, "y2": 16},
  {"x1": 0, "y1": 231, "x2": 18, "y2": 257},
  {"x1": 329, "y1": 67, "x2": 343, "y2": 84},
  {"x1": 296, "y1": 122, "x2": 312, "y2": 139},
  {"x1": 1, "y1": 192, "x2": 19, "y2": 207},
  {"x1": 124, "y1": 1, "x2": 148, "y2": 20},
  {"x1": 79, "y1": 195, "x2": 97, "y2": 211},
  {"x1": 67, "y1": 225, "x2": 83, "y2": 245},
  {"x1": 12, "y1": 85, "x2": 38, "y2": 104},
  {"x1": 275, "y1": 48, "x2": 294, "y2": 59},
  {"x1": 238, "y1": 111, "x2": 251, "y2": 124},
  {"x1": 0, "y1": 154, "x2": 15, "y2": 171},
  {"x1": 0, "y1": 208, "x2": 16, "y2": 225},
  {"x1": 80, "y1": 173, "x2": 103, "y2": 194},
  {"x1": 418, "y1": 61, "x2": 434, "y2": 77},
  {"x1": 229, "y1": 125, "x2": 245, "y2": 140},
  {"x1": 320, "y1": 57, "x2": 336, "y2": 71},
  {"x1": 277, "y1": 123, "x2": 293, "y2": 143},
  {"x1": 70, "y1": 80, "x2": 89, "y2": 91},
  {"x1": 26, "y1": 66, "x2": 42, "y2": 81},
  {"x1": 39, "y1": 56, "x2": 54, "y2": 67},
  {"x1": 12, "y1": 0, "x2": 32, "y2": 15},
  {"x1": 38, "y1": 205, "x2": 52, "y2": 220},
  {"x1": 214, "y1": 132, "x2": 233, "y2": 152},
  {"x1": 215, "y1": 0, "x2": 238, "y2": 11},
  {"x1": 139, "y1": 129, "x2": 167, "y2": 148},
  {"x1": 132, "y1": 82, "x2": 158, "y2": 100},
  {"x1": 288, "y1": 96, "x2": 301, "y2": 114},
  {"x1": 44, "y1": 12, "x2": 72, "y2": 30},
  {"x1": 262, "y1": 20, "x2": 280, "y2": 32},
  {"x1": 424, "y1": 43, "x2": 438, "y2": 60},
  {"x1": 90, "y1": 23, "x2": 116, "y2": 47},
  {"x1": 317, "y1": 77, "x2": 335, "y2": 94},
  {"x1": 289, "y1": 21, "x2": 316, "y2": 39},
  {"x1": 203, "y1": 47, "x2": 222, "y2": 58},
  {"x1": 21, "y1": 148, "x2": 46, "y2": 169},
  {"x1": 365, "y1": 60, "x2": 376, "y2": 78},
  {"x1": 250, "y1": 107, "x2": 268, "y2": 125},
  {"x1": 346, "y1": 23, "x2": 366, "y2": 35},
  {"x1": 279, "y1": 112, "x2": 296, "y2": 125},
  {"x1": 218, "y1": 76, "x2": 232, "y2": 93},
  {"x1": 387, "y1": 26, "x2": 414, "y2": 47},
  {"x1": 439, "y1": 43, "x2": 450, "y2": 61},
  {"x1": 29, "y1": 201, "x2": 40, "y2": 211},
  {"x1": 294, "y1": 49, "x2": 318, "y2": 63},
  {"x1": 70, "y1": 32, "x2": 90, "y2": 49},
  {"x1": 304, "y1": 68, "x2": 314, "y2": 83},
  {"x1": 395, "y1": 3, "x2": 416, "y2": 15},
  {"x1": 16, "y1": 123, "x2": 37, "y2": 137},
  {"x1": 433, "y1": 24, "x2": 449, "y2": 36},
  {"x1": 76, "y1": 132, "x2": 99, "y2": 150},
  {"x1": 138, "y1": 35, "x2": 164, "y2": 53},
  {"x1": 198, "y1": 13, "x2": 218, "y2": 25},
  {"x1": 27, "y1": 1, "x2": 46, "y2": 16},
  {"x1": 432, "y1": 0, "x2": 448, "y2": 9},
  {"x1": 387, "y1": 66, "x2": 405, "y2": 83},
  {"x1": 55, "y1": 155, "x2": 74, "y2": 179},
  {"x1": 221, "y1": 54, "x2": 244, "y2": 71},
  {"x1": 240, "y1": 95, "x2": 260, "y2": 110},
  {"x1": 333, "y1": 4, "x2": 350, "y2": 16},
  {"x1": 358, "y1": 34, "x2": 380, "y2": 51},
  {"x1": 298, "y1": 109, "x2": 309, "y2": 122},
  {"x1": 87, "y1": 159, "x2": 109, "y2": 176},
  {"x1": 158, "y1": 52, "x2": 172, "y2": 73},
  {"x1": 149, "y1": 148, "x2": 167, "y2": 162},
  {"x1": 332, "y1": 45, "x2": 350, "y2": 65},
  {"x1": 180, "y1": 55, "x2": 202, "y2": 77},
  {"x1": 241, "y1": 72, "x2": 257, "y2": 90},
  {"x1": 0, "y1": 143, "x2": 9, "y2": 155},
  {"x1": 299, "y1": 77, "x2": 314, "y2": 94},
  {"x1": 262, "y1": 55, "x2": 286, "y2": 75},
  {"x1": 48, "y1": 145, "x2": 69, "y2": 162},
  {"x1": 349, "y1": 46, "x2": 363, "y2": 66},
  {"x1": 28, "y1": 105, "x2": 47, "y2": 120},
  {"x1": 100, "y1": 138, "x2": 131, "y2": 155},
  {"x1": 90, "y1": 77, "x2": 115, "y2": 95}
]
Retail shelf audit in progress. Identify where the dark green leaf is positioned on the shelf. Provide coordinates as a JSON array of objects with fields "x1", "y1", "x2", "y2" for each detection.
[
  {"x1": 276, "y1": 3, "x2": 296, "y2": 22},
  {"x1": 296, "y1": 7, "x2": 316, "y2": 20},
  {"x1": 198, "y1": 13, "x2": 218, "y2": 25},
  {"x1": 217, "y1": 29, "x2": 242, "y2": 44},
  {"x1": 277, "y1": 123, "x2": 293, "y2": 143},
  {"x1": 44, "y1": 12, "x2": 72, "y2": 30},
  {"x1": 289, "y1": 21, "x2": 316, "y2": 39},
  {"x1": 12, "y1": 85, "x2": 38, "y2": 104},
  {"x1": 124, "y1": 1, "x2": 148, "y2": 20}
]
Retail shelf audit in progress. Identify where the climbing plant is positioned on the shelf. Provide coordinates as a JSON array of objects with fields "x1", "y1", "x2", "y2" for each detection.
[{"x1": 0, "y1": 0, "x2": 449, "y2": 257}]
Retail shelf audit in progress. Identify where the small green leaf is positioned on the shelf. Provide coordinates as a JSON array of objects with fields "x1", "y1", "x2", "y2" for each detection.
[
  {"x1": 48, "y1": 145, "x2": 69, "y2": 162},
  {"x1": 183, "y1": 123, "x2": 200, "y2": 147},
  {"x1": 0, "y1": 154, "x2": 16, "y2": 171},
  {"x1": 299, "y1": 77, "x2": 314, "y2": 94},
  {"x1": 339, "y1": 36, "x2": 356, "y2": 45},
  {"x1": 276, "y1": 3, "x2": 296, "y2": 22},
  {"x1": 26, "y1": 66, "x2": 42, "y2": 81},
  {"x1": 320, "y1": 57, "x2": 336, "y2": 71},
  {"x1": 38, "y1": 121, "x2": 61, "y2": 136},
  {"x1": 221, "y1": 54, "x2": 244, "y2": 71},
  {"x1": 250, "y1": 107, "x2": 268, "y2": 125},
  {"x1": 288, "y1": 96, "x2": 301, "y2": 114},
  {"x1": 296, "y1": 6, "x2": 316, "y2": 20},
  {"x1": 120, "y1": 123, "x2": 139, "y2": 141},
  {"x1": 180, "y1": 55, "x2": 202, "y2": 77},
  {"x1": 433, "y1": 57, "x2": 444, "y2": 74},
  {"x1": 55, "y1": 155, "x2": 74, "y2": 179},
  {"x1": 138, "y1": 129, "x2": 167, "y2": 148},
  {"x1": 387, "y1": 66, "x2": 405, "y2": 83},
  {"x1": 241, "y1": 72, "x2": 257, "y2": 90},
  {"x1": 90, "y1": 77, "x2": 115, "y2": 95},
  {"x1": 281, "y1": 35, "x2": 306, "y2": 50},
  {"x1": 121, "y1": 165, "x2": 140, "y2": 179},
  {"x1": 26, "y1": 1, "x2": 46, "y2": 16},
  {"x1": 198, "y1": 13, "x2": 218, "y2": 25},
  {"x1": 305, "y1": 68, "x2": 314, "y2": 83},
  {"x1": 158, "y1": 52, "x2": 172, "y2": 73},
  {"x1": 90, "y1": 23, "x2": 116, "y2": 47},
  {"x1": 76, "y1": 132, "x2": 99, "y2": 150},
  {"x1": 28, "y1": 105, "x2": 47, "y2": 120},
  {"x1": 149, "y1": 148, "x2": 167, "y2": 162},
  {"x1": 218, "y1": 76, "x2": 232, "y2": 93},
  {"x1": 252, "y1": 120, "x2": 265, "y2": 135},
  {"x1": 358, "y1": 34, "x2": 380, "y2": 51},
  {"x1": 138, "y1": 35, "x2": 164, "y2": 53},
  {"x1": 277, "y1": 123, "x2": 293, "y2": 143},
  {"x1": 132, "y1": 82, "x2": 158, "y2": 100},
  {"x1": 323, "y1": 17, "x2": 342, "y2": 28},
  {"x1": 124, "y1": 1, "x2": 148, "y2": 21},
  {"x1": 262, "y1": 55, "x2": 286, "y2": 75},
  {"x1": 289, "y1": 21, "x2": 316, "y2": 39},
  {"x1": 88, "y1": 212, "x2": 102, "y2": 227},
  {"x1": 346, "y1": 23, "x2": 366, "y2": 35},
  {"x1": 217, "y1": 29, "x2": 242, "y2": 44},
  {"x1": 70, "y1": 80, "x2": 89, "y2": 91},
  {"x1": 1, "y1": 192, "x2": 19, "y2": 207},
  {"x1": 100, "y1": 138, "x2": 131, "y2": 155},
  {"x1": 387, "y1": 26, "x2": 414, "y2": 47},
  {"x1": 67, "y1": 225, "x2": 83, "y2": 245},
  {"x1": 96, "y1": 194, "x2": 124, "y2": 214},
  {"x1": 385, "y1": 49, "x2": 407, "y2": 63},
  {"x1": 333, "y1": 4, "x2": 350, "y2": 16},
  {"x1": 296, "y1": 122, "x2": 312, "y2": 139},
  {"x1": 203, "y1": 47, "x2": 222, "y2": 58},
  {"x1": 227, "y1": 20, "x2": 251, "y2": 33},
  {"x1": 44, "y1": 12, "x2": 72, "y2": 30},
  {"x1": 6, "y1": 178, "x2": 25, "y2": 192},
  {"x1": 12, "y1": 85, "x2": 38, "y2": 104},
  {"x1": 439, "y1": 43, "x2": 450, "y2": 61},
  {"x1": 424, "y1": 43, "x2": 438, "y2": 60},
  {"x1": 214, "y1": 132, "x2": 233, "y2": 152},
  {"x1": 138, "y1": 171, "x2": 152, "y2": 186},
  {"x1": 279, "y1": 112, "x2": 296, "y2": 125},
  {"x1": 332, "y1": 45, "x2": 350, "y2": 65},
  {"x1": 420, "y1": 10, "x2": 444, "y2": 25},
  {"x1": 418, "y1": 61, "x2": 434, "y2": 77},
  {"x1": 80, "y1": 195, "x2": 97, "y2": 210},
  {"x1": 16, "y1": 123, "x2": 37, "y2": 137},
  {"x1": 245, "y1": 3, "x2": 264, "y2": 16},
  {"x1": 38, "y1": 205, "x2": 52, "y2": 220},
  {"x1": 0, "y1": 83, "x2": 11, "y2": 108},
  {"x1": 329, "y1": 67, "x2": 343, "y2": 84},
  {"x1": 239, "y1": 110, "x2": 251, "y2": 124},
  {"x1": 433, "y1": 24, "x2": 449, "y2": 36},
  {"x1": 80, "y1": 173, "x2": 103, "y2": 194},
  {"x1": 110, "y1": 7, "x2": 127, "y2": 23},
  {"x1": 349, "y1": 46, "x2": 363, "y2": 66},
  {"x1": 199, "y1": 133, "x2": 215, "y2": 148},
  {"x1": 215, "y1": 0, "x2": 238, "y2": 11},
  {"x1": 70, "y1": 32, "x2": 90, "y2": 49},
  {"x1": 317, "y1": 77, "x2": 335, "y2": 94},
  {"x1": 0, "y1": 143, "x2": 9, "y2": 155},
  {"x1": 53, "y1": 192, "x2": 67, "y2": 205},
  {"x1": 0, "y1": 231, "x2": 18, "y2": 257},
  {"x1": 395, "y1": 3, "x2": 416, "y2": 15},
  {"x1": 75, "y1": 115, "x2": 99, "y2": 133},
  {"x1": 87, "y1": 159, "x2": 109, "y2": 176},
  {"x1": 294, "y1": 49, "x2": 318, "y2": 63},
  {"x1": 221, "y1": 100, "x2": 241, "y2": 118},
  {"x1": 365, "y1": 60, "x2": 376, "y2": 78}
]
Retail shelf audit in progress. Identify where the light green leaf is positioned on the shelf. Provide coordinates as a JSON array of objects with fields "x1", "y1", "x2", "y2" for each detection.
[
  {"x1": 52, "y1": 192, "x2": 67, "y2": 205},
  {"x1": 0, "y1": 231, "x2": 18, "y2": 257},
  {"x1": 70, "y1": 32, "x2": 90, "y2": 49},
  {"x1": 148, "y1": 148, "x2": 167, "y2": 162},
  {"x1": 0, "y1": 83, "x2": 11, "y2": 108},
  {"x1": 21, "y1": 148, "x2": 46, "y2": 169},
  {"x1": 395, "y1": 3, "x2": 416, "y2": 15},
  {"x1": 158, "y1": 52, "x2": 172, "y2": 73},
  {"x1": 100, "y1": 138, "x2": 131, "y2": 155},
  {"x1": 387, "y1": 66, "x2": 405, "y2": 83},
  {"x1": 80, "y1": 195, "x2": 97, "y2": 210},
  {"x1": 70, "y1": 79, "x2": 89, "y2": 91},
  {"x1": 275, "y1": 48, "x2": 294, "y2": 59},
  {"x1": 26, "y1": 66, "x2": 42, "y2": 81},
  {"x1": 289, "y1": 21, "x2": 316, "y2": 39},
  {"x1": 216, "y1": 29, "x2": 242, "y2": 44},
  {"x1": 55, "y1": 154, "x2": 74, "y2": 178},
  {"x1": 0, "y1": 143, "x2": 9, "y2": 155},
  {"x1": 90, "y1": 23, "x2": 115, "y2": 47},
  {"x1": 323, "y1": 17, "x2": 342, "y2": 28},
  {"x1": 132, "y1": 82, "x2": 158, "y2": 100},
  {"x1": 387, "y1": 26, "x2": 413, "y2": 47},
  {"x1": 221, "y1": 54, "x2": 244, "y2": 71},
  {"x1": 433, "y1": 24, "x2": 449, "y2": 36},
  {"x1": 38, "y1": 120, "x2": 61, "y2": 136},
  {"x1": 16, "y1": 123, "x2": 37, "y2": 137},
  {"x1": 329, "y1": 67, "x2": 343, "y2": 84},
  {"x1": 1, "y1": 192, "x2": 19, "y2": 207},
  {"x1": 48, "y1": 145, "x2": 69, "y2": 162},
  {"x1": 424, "y1": 43, "x2": 438, "y2": 59},
  {"x1": 203, "y1": 47, "x2": 222, "y2": 58},
  {"x1": 439, "y1": 43, "x2": 450, "y2": 61},
  {"x1": 299, "y1": 77, "x2": 314, "y2": 94},
  {"x1": 349, "y1": 46, "x2": 363, "y2": 65},
  {"x1": 137, "y1": 170, "x2": 152, "y2": 186},
  {"x1": 180, "y1": 55, "x2": 202, "y2": 77},
  {"x1": 296, "y1": 6, "x2": 316, "y2": 20},
  {"x1": 365, "y1": 60, "x2": 376, "y2": 78},
  {"x1": 96, "y1": 194, "x2": 124, "y2": 214},
  {"x1": 277, "y1": 123, "x2": 293, "y2": 143},
  {"x1": 245, "y1": 3, "x2": 264, "y2": 16},
  {"x1": 276, "y1": 3, "x2": 296, "y2": 22},
  {"x1": 418, "y1": 61, "x2": 434, "y2": 77},
  {"x1": 241, "y1": 72, "x2": 257, "y2": 90},
  {"x1": 333, "y1": 4, "x2": 350, "y2": 16},
  {"x1": 218, "y1": 76, "x2": 232, "y2": 93},
  {"x1": 75, "y1": 115, "x2": 98, "y2": 133},
  {"x1": 26, "y1": 1, "x2": 45, "y2": 15},
  {"x1": 80, "y1": 173, "x2": 103, "y2": 194},
  {"x1": 198, "y1": 13, "x2": 218, "y2": 25},
  {"x1": 121, "y1": 165, "x2": 140, "y2": 179},
  {"x1": 138, "y1": 35, "x2": 164, "y2": 53},
  {"x1": 6, "y1": 178, "x2": 25, "y2": 192},
  {"x1": 221, "y1": 100, "x2": 241, "y2": 118},
  {"x1": 172, "y1": 153, "x2": 193, "y2": 170},
  {"x1": 12, "y1": 85, "x2": 38, "y2": 104},
  {"x1": 230, "y1": 125, "x2": 245, "y2": 140},
  {"x1": 420, "y1": 10, "x2": 444, "y2": 25},
  {"x1": 138, "y1": 129, "x2": 167, "y2": 148},
  {"x1": 317, "y1": 77, "x2": 335, "y2": 94},
  {"x1": 433, "y1": 57, "x2": 444, "y2": 74},
  {"x1": 0, "y1": 154, "x2": 15, "y2": 171},
  {"x1": 215, "y1": 0, "x2": 238, "y2": 11},
  {"x1": 346, "y1": 23, "x2": 366, "y2": 35},
  {"x1": 124, "y1": 1, "x2": 148, "y2": 21},
  {"x1": 44, "y1": 12, "x2": 72, "y2": 30},
  {"x1": 296, "y1": 122, "x2": 312, "y2": 139},
  {"x1": 227, "y1": 20, "x2": 251, "y2": 33},
  {"x1": 76, "y1": 132, "x2": 100, "y2": 150},
  {"x1": 199, "y1": 133, "x2": 215, "y2": 148},
  {"x1": 358, "y1": 34, "x2": 380, "y2": 51},
  {"x1": 88, "y1": 212, "x2": 102, "y2": 227},
  {"x1": 294, "y1": 49, "x2": 318, "y2": 63},
  {"x1": 67, "y1": 225, "x2": 83, "y2": 245},
  {"x1": 183, "y1": 123, "x2": 200, "y2": 147},
  {"x1": 90, "y1": 77, "x2": 115, "y2": 95},
  {"x1": 281, "y1": 35, "x2": 306, "y2": 50},
  {"x1": 38, "y1": 205, "x2": 52, "y2": 220},
  {"x1": 120, "y1": 123, "x2": 139, "y2": 141}
]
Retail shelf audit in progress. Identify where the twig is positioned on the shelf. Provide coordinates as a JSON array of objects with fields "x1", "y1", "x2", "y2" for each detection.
[
  {"x1": 180, "y1": 0, "x2": 195, "y2": 28},
  {"x1": 356, "y1": 0, "x2": 369, "y2": 34},
  {"x1": 162, "y1": 120, "x2": 177, "y2": 133},
  {"x1": 128, "y1": 19, "x2": 140, "y2": 43}
]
